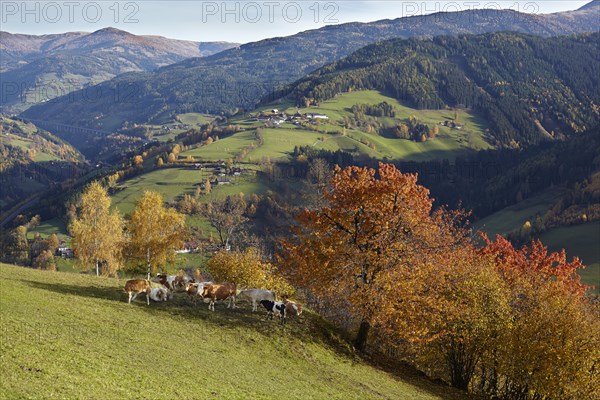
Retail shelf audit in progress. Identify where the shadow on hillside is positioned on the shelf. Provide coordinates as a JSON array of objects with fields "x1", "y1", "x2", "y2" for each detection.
[
  {"x1": 23, "y1": 280, "x2": 122, "y2": 302},
  {"x1": 22, "y1": 279, "x2": 470, "y2": 399}
]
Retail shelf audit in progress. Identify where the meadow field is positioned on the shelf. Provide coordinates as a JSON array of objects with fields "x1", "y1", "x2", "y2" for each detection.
[
  {"x1": 180, "y1": 90, "x2": 492, "y2": 163},
  {"x1": 0, "y1": 264, "x2": 469, "y2": 399}
]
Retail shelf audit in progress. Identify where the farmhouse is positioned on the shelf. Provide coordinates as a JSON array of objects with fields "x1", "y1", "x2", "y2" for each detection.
[{"x1": 57, "y1": 246, "x2": 73, "y2": 258}]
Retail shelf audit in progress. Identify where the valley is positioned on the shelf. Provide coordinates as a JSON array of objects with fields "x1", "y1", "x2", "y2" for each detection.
[{"x1": 2, "y1": 2, "x2": 600, "y2": 398}]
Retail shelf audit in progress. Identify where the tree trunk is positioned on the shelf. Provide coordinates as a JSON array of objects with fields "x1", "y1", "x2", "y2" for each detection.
[
  {"x1": 354, "y1": 319, "x2": 371, "y2": 351},
  {"x1": 146, "y1": 248, "x2": 151, "y2": 280},
  {"x1": 95, "y1": 260, "x2": 99, "y2": 277}
]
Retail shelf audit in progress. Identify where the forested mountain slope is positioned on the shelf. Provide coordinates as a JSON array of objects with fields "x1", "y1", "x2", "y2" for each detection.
[
  {"x1": 21, "y1": 3, "x2": 600, "y2": 131},
  {"x1": 282, "y1": 32, "x2": 600, "y2": 146}
]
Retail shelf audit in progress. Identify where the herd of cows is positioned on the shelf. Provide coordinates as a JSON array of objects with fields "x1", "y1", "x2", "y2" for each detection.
[{"x1": 123, "y1": 273, "x2": 303, "y2": 325}]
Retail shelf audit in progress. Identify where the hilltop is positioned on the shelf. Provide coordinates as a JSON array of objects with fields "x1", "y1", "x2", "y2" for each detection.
[
  {"x1": 21, "y1": 3, "x2": 600, "y2": 133},
  {"x1": 0, "y1": 263, "x2": 469, "y2": 399}
]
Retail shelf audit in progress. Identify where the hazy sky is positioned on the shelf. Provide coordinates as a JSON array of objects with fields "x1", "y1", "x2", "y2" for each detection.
[{"x1": 1, "y1": 1, "x2": 592, "y2": 43}]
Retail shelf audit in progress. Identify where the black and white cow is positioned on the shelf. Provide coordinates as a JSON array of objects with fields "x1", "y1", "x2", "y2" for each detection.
[{"x1": 259, "y1": 300, "x2": 286, "y2": 325}]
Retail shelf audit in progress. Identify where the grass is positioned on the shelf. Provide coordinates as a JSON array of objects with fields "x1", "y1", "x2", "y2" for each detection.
[
  {"x1": 2, "y1": 133, "x2": 60, "y2": 162},
  {"x1": 177, "y1": 113, "x2": 216, "y2": 126},
  {"x1": 0, "y1": 264, "x2": 467, "y2": 399},
  {"x1": 183, "y1": 130, "x2": 258, "y2": 160},
  {"x1": 473, "y1": 188, "x2": 567, "y2": 237},
  {"x1": 27, "y1": 217, "x2": 68, "y2": 239},
  {"x1": 110, "y1": 167, "x2": 270, "y2": 216},
  {"x1": 110, "y1": 168, "x2": 205, "y2": 215}
]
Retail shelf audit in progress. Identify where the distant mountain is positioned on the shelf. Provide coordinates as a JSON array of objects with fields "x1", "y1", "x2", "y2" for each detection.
[
  {"x1": 0, "y1": 28, "x2": 239, "y2": 112},
  {"x1": 578, "y1": 0, "x2": 600, "y2": 10},
  {"x1": 21, "y1": 2, "x2": 600, "y2": 154}
]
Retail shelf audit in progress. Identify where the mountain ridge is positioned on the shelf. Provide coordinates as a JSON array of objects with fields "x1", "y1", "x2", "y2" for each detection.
[
  {"x1": 21, "y1": 3, "x2": 600, "y2": 137},
  {"x1": 0, "y1": 28, "x2": 239, "y2": 113}
]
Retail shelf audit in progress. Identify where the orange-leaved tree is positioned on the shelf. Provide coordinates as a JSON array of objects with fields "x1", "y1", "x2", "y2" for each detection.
[
  {"x1": 478, "y1": 234, "x2": 600, "y2": 399},
  {"x1": 371, "y1": 244, "x2": 511, "y2": 389},
  {"x1": 279, "y1": 163, "x2": 469, "y2": 350}
]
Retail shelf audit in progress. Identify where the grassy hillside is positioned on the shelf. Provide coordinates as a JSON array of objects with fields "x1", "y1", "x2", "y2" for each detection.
[
  {"x1": 538, "y1": 222, "x2": 600, "y2": 293},
  {"x1": 0, "y1": 116, "x2": 81, "y2": 163},
  {"x1": 473, "y1": 188, "x2": 567, "y2": 238},
  {"x1": 110, "y1": 167, "x2": 269, "y2": 216},
  {"x1": 182, "y1": 91, "x2": 491, "y2": 163},
  {"x1": 0, "y1": 116, "x2": 86, "y2": 214},
  {"x1": 0, "y1": 264, "x2": 467, "y2": 399}
]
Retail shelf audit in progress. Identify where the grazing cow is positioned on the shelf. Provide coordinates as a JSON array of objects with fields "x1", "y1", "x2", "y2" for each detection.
[
  {"x1": 186, "y1": 282, "x2": 205, "y2": 304},
  {"x1": 124, "y1": 279, "x2": 151, "y2": 305},
  {"x1": 284, "y1": 300, "x2": 303, "y2": 318},
  {"x1": 260, "y1": 300, "x2": 286, "y2": 325},
  {"x1": 237, "y1": 289, "x2": 276, "y2": 312},
  {"x1": 149, "y1": 287, "x2": 169, "y2": 302},
  {"x1": 202, "y1": 283, "x2": 237, "y2": 311},
  {"x1": 156, "y1": 274, "x2": 177, "y2": 291},
  {"x1": 185, "y1": 282, "x2": 213, "y2": 304}
]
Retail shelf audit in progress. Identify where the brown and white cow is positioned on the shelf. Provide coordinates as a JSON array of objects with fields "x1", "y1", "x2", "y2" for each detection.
[
  {"x1": 284, "y1": 300, "x2": 303, "y2": 318},
  {"x1": 202, "y1": 283, "x2": 237, "y2": 311},
  {"x1": 185, "y1": 282, "x2": 212, "y2": 304},
  {"x1": 124, "y1": 279, "x2": 151, "y2": 305}
]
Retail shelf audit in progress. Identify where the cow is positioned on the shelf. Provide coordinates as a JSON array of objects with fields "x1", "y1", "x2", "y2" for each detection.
[
  {"x1": 284, "y1": 300, "x2": 303, "y2": 318},
  {"x1": 237, "y1": 289, "x2": 276, "y2": 312},
  {"x1": 186, "y1": 282, "x2": 205, "y2": 304},
  {"x1": 124, "y1": 279, "x2": 151, "y2": 305},
  {"x1": 156, "y1": 274, "x2": 177, "y2": 291},
  {"x1": 202, "y1": 283, "x2": 237, "y2": 311},
  {"x1": 157, "y1": 273, "x2": 194, "y2": 292},
  {"x1": 185, "y1": 282, "x2": 213, "y2": 304},
  {"x1": 149, "y1": 287, "x2": 169, "y2": 302},
  {"x1": 260, "y1": 300, "x2": 286, "y2": 325}
]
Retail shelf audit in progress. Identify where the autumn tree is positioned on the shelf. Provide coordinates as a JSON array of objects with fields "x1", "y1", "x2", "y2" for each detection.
[
  {"x1": 304, "y1": 158, "x2": 333, "y2": 208},
  {"x1": 208, "y1": 247, "x2": 293, "y2": 295},
  {"x1": 133, "y1": 155, "x2": 143, "y2": 168},
  {"x1": 373, "y1": 245, "x2": 511, "y2": 389},
  {"x1": 33, "y1": 250, "x2": 56, "y2": 271},
  {"x1": 202, "y1": 195, "x2": 248, "y2": 249},
  {"x1": 47, "y1": 233, "x2": 59, "y2": 254},
  {"x1": 280, "y1": 163, "x2": 469, "y2": 351},
  {"x1": 128, "y1": 191, "x2": 186, "y2": 278},
  {"x1": 478, "y1": 234, "x2": 600, "y2": 399},
  {"x1": 176, "y1": 194, "x2": 199, "y2": 215},
  {"x1": 307, "y1": 158, "x2": 332, "y2": 188},
  {"x1": 69, "y1": 181, "x2": 125, "y2": 276},
  {"x1": 2, "y1": 225, "x2": 29, "y2": 265}
]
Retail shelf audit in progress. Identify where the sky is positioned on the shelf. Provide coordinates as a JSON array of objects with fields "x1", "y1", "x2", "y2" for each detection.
[{"x1": 0, "y1": 1, "x2": 592, "y2": 43}]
